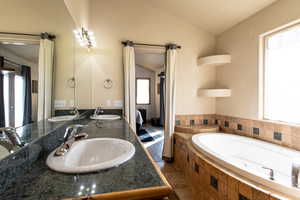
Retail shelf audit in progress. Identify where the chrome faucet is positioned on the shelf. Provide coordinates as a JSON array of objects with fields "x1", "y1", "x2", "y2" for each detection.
[
  {"x1": 0, "y1": 127, "x2": 25, "y2": 153},
  {"x1": 54, "y1": 124, "x2": 88, "y2": 156},
  {"x1": 70, "y1": 107, "x2": 80, "y2": 118},
  {"x1": 292, "y1": 159, "x2": 300, "y2": 187},
  {"x1": 94, "y1": 107, "x2": 104, "y2": 116},
  {"x1": 262, "y1": 166, "x2": 274, "y2": 180}
]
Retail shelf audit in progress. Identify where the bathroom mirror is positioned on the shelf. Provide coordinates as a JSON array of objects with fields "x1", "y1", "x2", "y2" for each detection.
[{"x1": 0, "y1": 0, "x2": 77, "y2": 160}]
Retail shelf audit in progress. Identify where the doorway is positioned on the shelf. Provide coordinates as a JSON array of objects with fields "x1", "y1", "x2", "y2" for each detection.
[{"x1": 134, "y1": 47, "x2": 166, "y2": 162}]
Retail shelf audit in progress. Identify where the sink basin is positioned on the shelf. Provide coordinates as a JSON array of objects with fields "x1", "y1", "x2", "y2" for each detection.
[
  {"x1": 46, "y1": 138, "x2": 135, "y2": 173},
  {"x1": 90, "y1": 114, "x2": 121, "y2": 120},
  {"x1": 48, "y1": 115, "x2": 77, "y2": 122}
]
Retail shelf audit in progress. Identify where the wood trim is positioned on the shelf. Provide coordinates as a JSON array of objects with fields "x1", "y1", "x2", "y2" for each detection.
[{"x1": 65, "y1": 186, "x2": 171, "y2": 200}]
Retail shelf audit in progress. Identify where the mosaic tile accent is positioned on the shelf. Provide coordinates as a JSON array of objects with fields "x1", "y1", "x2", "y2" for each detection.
[
  {"x1": 225, "y1": 121, "x2": 229, "y2": 127},
  {"x1": 273, "y1": 132, "x2": 282, "y2": 141},
  {"x1": 237, "y1": 124, "x2": 243, "y2": 131},
  {"x1": 190, "y1": 120, "x2": 195, "y2": 126},
  {"x1": 253, "y1": 127, "x2": 260, "y2": 136}
]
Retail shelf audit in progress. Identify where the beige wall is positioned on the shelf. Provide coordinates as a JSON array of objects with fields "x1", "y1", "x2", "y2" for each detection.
[
  {"x1": 216, "y1": 0, "x2": 300, "y2": 120},
  {"x1": 75, "y1": 0, "x2": 216, "y2": 114},
  {"x1": 64, "y1": 0, "x2": 90, "y2": 29},
  {"x1": 0, "y1": 0, "x2": 76, "y2": 110}
]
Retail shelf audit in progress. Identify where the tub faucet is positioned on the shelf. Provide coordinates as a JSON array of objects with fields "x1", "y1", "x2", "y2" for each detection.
[
  {"x1": 94, "y1": 107, "x2": 104, "y2": 116},
  {"x1": 70, "y1": 107, "x2": 80, "y2": 118},
  {"x1": 262, "y1": 167, "x2": 274, "y2": 180},
  {"x1": 0, "y1": 127, "x2": 25, "y2": 153},
  {"x1": 292, "y1": 159, "x2": 300, "y2": 187},
  {"x1": 54, "y1": 124, "x2": 88, "y2": 156}
]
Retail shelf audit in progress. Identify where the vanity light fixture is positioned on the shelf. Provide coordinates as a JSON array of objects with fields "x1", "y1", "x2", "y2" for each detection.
[{"x1": 73, "y1": 28, "x2": 96, "y2": 49}]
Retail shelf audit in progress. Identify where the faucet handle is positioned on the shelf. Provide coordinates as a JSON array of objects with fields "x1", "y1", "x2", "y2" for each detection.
[
  {"x1": 70, "y1": 107, "x2": 79, "y2": 115},
  {"x1": 64, "y1": 124, "x2": 88, "y2": 142},
  {"x1": 0, "y1": 127, "x2": 24, "y2": 147},
  {"x1": 262, "y1": 166, "x2": 274, "y2": 180},
  {"x1": 292, "y1": 158, "x2": 300, "y2": 187}
]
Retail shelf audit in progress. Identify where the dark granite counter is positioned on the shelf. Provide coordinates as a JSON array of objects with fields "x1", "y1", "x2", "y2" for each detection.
[{"x1": 0, "y1": 118, "x2": 166, "y2": 200}]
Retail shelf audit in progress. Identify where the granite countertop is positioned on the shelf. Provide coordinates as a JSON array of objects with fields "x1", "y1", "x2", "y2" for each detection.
[{"x1": 0, "y1": 119, "x2": 166, "y2": 200}]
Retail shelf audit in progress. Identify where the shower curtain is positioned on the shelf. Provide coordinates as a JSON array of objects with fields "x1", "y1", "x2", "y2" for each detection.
[
  {"x1": 159, "y1": 72, "x2": 165, "y2": 126},
  {"x1": 162, "y1": 44, "x2": 178, "y2": 160},
  {"x1": 37, "y1": 38, "x2": 54, "y2": 121},
  {"x1": 21, "y1": 65, "x2": 32, "y2": 125},
  {"x1": 123, "y1": 42, "x2": 136, "y2": 130}
]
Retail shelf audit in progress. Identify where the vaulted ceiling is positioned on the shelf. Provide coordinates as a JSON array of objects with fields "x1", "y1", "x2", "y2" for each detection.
[{"x1": 146, "y1": 0, "x2": 277, "y2": 35}]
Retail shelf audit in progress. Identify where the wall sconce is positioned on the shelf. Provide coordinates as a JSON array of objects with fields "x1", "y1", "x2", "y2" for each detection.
[{"x1": 73, "y1": 28, "x2": 96, "y2": 49}]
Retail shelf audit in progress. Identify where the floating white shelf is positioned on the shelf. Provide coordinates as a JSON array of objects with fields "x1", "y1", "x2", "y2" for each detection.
[
  {"x1": 198, "y1": 55, "x2": 231, "y2": 66},
  {"x1": 198, "y1": 89, "x2": 231, "y2": 97}
]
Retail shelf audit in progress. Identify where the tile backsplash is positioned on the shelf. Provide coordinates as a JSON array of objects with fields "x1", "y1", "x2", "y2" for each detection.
[{"x1": 175, "y1": 114, "x2": 300, "y2": 151}]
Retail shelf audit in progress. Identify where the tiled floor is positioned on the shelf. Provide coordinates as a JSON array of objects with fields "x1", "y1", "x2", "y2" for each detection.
[{"x1": 142, "y1": 124, "x2": 192, "y2": 200}]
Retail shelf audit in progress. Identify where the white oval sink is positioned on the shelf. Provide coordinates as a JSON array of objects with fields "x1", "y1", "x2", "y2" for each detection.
[
  {"x1": 48, "y1": 115, "x2": 77, "y2": 122},
  {"x1": 90, "y1": 114, "x2": 121, "y2": 120},
  {"x1": 46, "y1": 138, "x2": 135, "y2": 173}
]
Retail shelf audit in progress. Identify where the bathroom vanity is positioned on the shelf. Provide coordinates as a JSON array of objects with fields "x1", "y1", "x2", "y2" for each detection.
[{"x1": 0, "y1": 113, "x2": 171, "y2": 200}]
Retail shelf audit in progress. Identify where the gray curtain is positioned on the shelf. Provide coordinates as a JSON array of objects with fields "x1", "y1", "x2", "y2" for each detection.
[
  {"x1": 159, "y1": 72, "x2": 165, "y2": 126},
  {"x1": 0, "y1": 73, "x2": 5, "y2": 127},
  {"x1": 21, "y1": 65, "x2": 32, "y2": 125}
]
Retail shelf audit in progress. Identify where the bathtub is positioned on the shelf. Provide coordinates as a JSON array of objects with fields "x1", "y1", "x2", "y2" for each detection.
[{"x1": 192, "y1": 133, "x2": 300, "y2": 199}]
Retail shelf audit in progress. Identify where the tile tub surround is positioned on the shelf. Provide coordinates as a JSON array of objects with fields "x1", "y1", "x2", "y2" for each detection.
[
  {"x1": 0, "y1": 119, "x2": 170, "y2": 200},
  {"x1": 175, "y1": 114, "x2": 300, "y2": 151},
  {"x1": 173, "y1": 133, "x2": 288, "y2": 200}
]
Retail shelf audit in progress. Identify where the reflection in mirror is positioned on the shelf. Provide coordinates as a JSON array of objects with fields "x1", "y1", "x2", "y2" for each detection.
[
  {"x1": 0, "y1": 33, "x2": 56, "y2": 128},
  {"x1": 0, "y1": 0, "x2": 77, "y2": 161},
  {"x1": 0, "y1": 42, "x2": 39, "y2": 127}
]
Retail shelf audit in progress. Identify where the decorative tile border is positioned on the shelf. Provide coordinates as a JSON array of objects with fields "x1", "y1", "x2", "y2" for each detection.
[{"x1": 175, "y1": 114, "x2": 300, "y2": 151}]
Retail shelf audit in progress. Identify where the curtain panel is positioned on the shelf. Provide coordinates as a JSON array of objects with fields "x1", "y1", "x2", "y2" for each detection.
[
  {"x1": 37, "y1": 39, "x2": 54, "y2": 121},
  {"x1": 21, "y1": 65, "x2": 32, "y2": 125},
  {"x1": 163, "y1": 46, "x2": 177, "y2": 160},
  {"x1": 0, "y1": 74, "x2": 5, "y2": 127},
  {"x1": 123, "y1": 45, "x2": 136, "y2": 131}
]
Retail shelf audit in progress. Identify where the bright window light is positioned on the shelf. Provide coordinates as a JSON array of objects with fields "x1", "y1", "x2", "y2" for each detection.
[
  {"x1": 264, "y1": 24, "x2": 300, "y2": 124},
  {"x1": 3, "y1": 74, "x2": 9, "y2": 127},
  {"x1": 15, "y1": 75, "x2": 24, "y2": 127},
  {"x1": 136, "y1": 78, "x2": 150, "y2": 105}
]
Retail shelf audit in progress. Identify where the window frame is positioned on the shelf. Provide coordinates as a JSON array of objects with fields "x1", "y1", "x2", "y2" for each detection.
[
  {"x1": 136, "y1": 77, "x2": 151, "y2": 105},
  {"x1": 259, "y1": 20, "x2": 300, "y2": 123}
]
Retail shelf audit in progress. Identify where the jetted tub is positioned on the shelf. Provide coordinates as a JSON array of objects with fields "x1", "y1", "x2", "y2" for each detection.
[{"x1": 192, "y1": 133, "x2": 300, "y2": 199}]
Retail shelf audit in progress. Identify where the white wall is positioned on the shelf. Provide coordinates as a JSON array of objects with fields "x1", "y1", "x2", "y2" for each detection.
[
  {"x1": 64, "y1": 0, "x2": 90, "y2": 29},
  {"x1": 216, "y1": 0, "x2": 300, "y2": 119},
  {"x1": 75, "y1": 0, "x2": 216, "y2": 115}
]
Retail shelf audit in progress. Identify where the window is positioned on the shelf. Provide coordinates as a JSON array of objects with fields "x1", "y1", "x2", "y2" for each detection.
[
  {"x1": 136, "y1": 78, "x2": 150, "y2": 105},
  {"x1": 263, "y1": 23, "x2": 300, "y2": 124}
]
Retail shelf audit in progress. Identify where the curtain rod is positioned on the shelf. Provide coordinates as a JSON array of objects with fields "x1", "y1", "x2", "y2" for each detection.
[
  {"x1": 121, "y1": 41, "x2": 181, "y2": 49},
  {"x1": 0, "y1": 32, "x2": 56, "y2": 40},
  {"x1": 1, "y1": 57, "x2": 22, "y2": 66}
]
